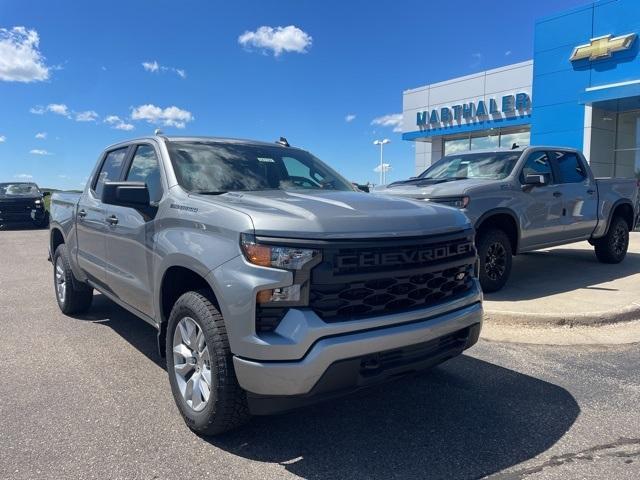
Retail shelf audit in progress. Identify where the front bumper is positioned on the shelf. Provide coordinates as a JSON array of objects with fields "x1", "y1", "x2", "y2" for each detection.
[
  {"x1": 234, "y1": 300, "x2": 482, "y2": 399},
  {"x1": 0, "y1": 206, "x2": 46, "y2": 224}
]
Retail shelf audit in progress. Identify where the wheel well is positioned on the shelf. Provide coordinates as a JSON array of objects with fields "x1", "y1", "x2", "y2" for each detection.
[
  {"x1": 611, "y1": 203, "x2": 634, "y2": 231},
  {"x1": 476, "y1": 213, "x2": 519, "y2": 254},
  {"x1": 51, "y1": 228, "x2": 64, "y2": 254},
  {"x1": 158, "y1": 266, "x2": 217, "y2": 359}
]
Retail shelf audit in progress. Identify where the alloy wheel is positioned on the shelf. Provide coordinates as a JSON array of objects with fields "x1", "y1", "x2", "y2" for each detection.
[
  {"x1": 485, "y1": 242, "x2": 507, "y2": 281},
  {"x1": 55, "y1": 257, "x2": 66, "y2": 304},
  {"x1": 172, "y1": 317, "x2": 212, "y2": 412},
  {"x1": 612, "y1": 223, "x2": 627, "y2": 256}
]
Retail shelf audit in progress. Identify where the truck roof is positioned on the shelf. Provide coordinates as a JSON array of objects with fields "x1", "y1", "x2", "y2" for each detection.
[{"x1": 104, "y1": 135, "x2": 304, "y2": 151}]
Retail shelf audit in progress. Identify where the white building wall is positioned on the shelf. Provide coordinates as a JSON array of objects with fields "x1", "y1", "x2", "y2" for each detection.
[{"x1": 403, "y1": 60, "x2": 533, "y2": 172}]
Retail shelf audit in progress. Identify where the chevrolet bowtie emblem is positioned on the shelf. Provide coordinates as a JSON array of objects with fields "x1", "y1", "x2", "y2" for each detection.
[{"x1": 570, "y1": 33, "x2": 637, "y2": 61}]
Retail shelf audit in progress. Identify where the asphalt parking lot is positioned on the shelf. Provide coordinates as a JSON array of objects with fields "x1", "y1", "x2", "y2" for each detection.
[{"x1": 1, "y1": 228, "x2": 639, "y2": 480}]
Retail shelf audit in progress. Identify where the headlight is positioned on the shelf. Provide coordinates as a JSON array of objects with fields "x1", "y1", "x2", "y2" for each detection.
[
  {"x1": 240, "y1": 233, "x2": 320, "y2": 271},
  {"x1": 34, "y1": 199, "x2": 42, "y2": 205},
  {"x1": 426, "y1": 196, "x2": 470, "y2": 209}
]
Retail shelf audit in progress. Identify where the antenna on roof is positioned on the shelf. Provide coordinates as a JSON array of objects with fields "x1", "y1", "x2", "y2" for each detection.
[
  {"x1": 276, "y1": 136, "x2": 290, "y2": 147},
  {"x1": 511, "y1": 143, "x2": 519, "y2": 149},
  {"x1": 154, "y1": 128, "x2": 164, "y2": 136}
]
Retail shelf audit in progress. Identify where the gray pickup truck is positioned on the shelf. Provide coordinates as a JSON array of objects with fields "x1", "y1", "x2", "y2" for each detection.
[
  {"x1": 49, "y1": 135, "x2": 483, "y2": 434},
  {"x1": 376, "y1": 146, "x2": 639, "y2": 292}
]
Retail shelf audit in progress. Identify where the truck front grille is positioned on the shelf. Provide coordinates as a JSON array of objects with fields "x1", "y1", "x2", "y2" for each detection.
[
  {"x1": 308, "y1": 230, "x2": 476, "y2": 322},
  {"x1": 310, "y1": 264, "x2": 474, "y2": 321}
]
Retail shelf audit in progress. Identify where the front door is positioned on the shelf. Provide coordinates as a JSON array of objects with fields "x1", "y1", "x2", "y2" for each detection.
[
  {"x1": 104, "y1": 143, "x2": 164, "y2": 317},
  {"x1": 550, "y1": 150, "x2": 599, "y2": 240},
  {"x1": 517, "y1": 150, "x2": 566, "y2": 250},
  {"x1": 76, "y1": 147, "x2": 129, "y2": 286}
]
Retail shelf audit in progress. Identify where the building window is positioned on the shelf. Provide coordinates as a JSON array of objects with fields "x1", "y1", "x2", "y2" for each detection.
[
  {"x1": 442, "y1": 127, "x2": 530, "y2": 156},
  {"x1": 500, "y1": 129, "x2": 530, "y2": 149},
  {"x1": 444, "y1": 137, "x2": 470, "y2": 155}
]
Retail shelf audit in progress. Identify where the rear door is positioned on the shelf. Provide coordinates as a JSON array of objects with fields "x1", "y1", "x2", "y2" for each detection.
[
  {"x1": 104, "y1": 143, "x2": 164, "y2": 317},
  {"x1": 76, "y1": 147, "x2": 129, "y2": 286},
  {"x1": 550, "y1": 150, "x2": 599, "y2": 240},
  {"x1": 517, "y1": 150, "x2": 566, "y2": 249}
]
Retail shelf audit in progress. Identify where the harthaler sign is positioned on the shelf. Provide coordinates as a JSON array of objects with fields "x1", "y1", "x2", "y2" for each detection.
[{"x1": 416, "y1": 92, "x2": 531, "y2": 128}]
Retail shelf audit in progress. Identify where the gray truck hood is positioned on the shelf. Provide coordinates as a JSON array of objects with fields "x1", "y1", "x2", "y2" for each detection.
[
  {"x1": 206, "y1": 190, "x2": 470, "y2": 239},
  {"x1": 375, "y1": 178, "x2": 491, "y2": 198}
]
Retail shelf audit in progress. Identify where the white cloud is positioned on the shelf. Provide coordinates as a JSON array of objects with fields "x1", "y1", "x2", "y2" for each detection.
[
  {"x1": 142, "y1": 60, "x2": 186, "y2": 79},
  {"x1": 35, "y1": 132, "x2": 47, "y2": 139},
  {"x1": 345, "y1": 114, "x2": 356, "y2": 122},
  {"x1": 0, "y1": 26, "x2": 50, "y2": 82},
  {"x1": 104, "y1": 115, "x2": 135, "y2": 131},
  {"x1": 371, "y1": 113, "x2": 403, "y2": 133},
  {"x1": 75, "y1": 110, "x2": 98, "y2": 122},
  {"x1": 47, "y1": 103, "x2": 70, "y2": 116},
  {"x1": 131, "y1": 104, "x2": 193, "y2": 129},
  {"x1": 0, "y1": 135, "x2": 5, "y2": 143},
  {"x1": 470, "y1": 52, "x2": 483, "y2": 68},
  {"x1": 505, "y1": 50, "x2": 512, "y2": 56},
  {"x1": 14, "y1": 173, "x2": 33, "y2": 179},
  {"x1": 373, "y1": 163, "x2": 392, "y2": 173},
  {"x1": 238, "y1": 25, "x2": 312, "y2": 56},
  {"x1": 142, "y1": 60, "x2": 159, "y2": 72},
  {"x1": 29, "y1": 148, "x2": 52, "y2": 155},
  {"x1": 57, "y1": 174, "x2": 68, "y2": 179},
  {"x1": 30, "y1": 105, "x2": 45, "y2": 114}
]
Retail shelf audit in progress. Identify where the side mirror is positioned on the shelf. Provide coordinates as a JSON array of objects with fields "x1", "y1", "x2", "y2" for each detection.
[
  {"x1": 42, "y1": 191, "x2": 51, "y2": 197},
  {"x1": 102, "y1": 181, "x2": 150, "y2": 209},
  {"x1": 524, "y1": 174, "x2": 547, "y2": 186},
  {"x1": 356, "y1": 184, "x2": 370, "y2": 193}
]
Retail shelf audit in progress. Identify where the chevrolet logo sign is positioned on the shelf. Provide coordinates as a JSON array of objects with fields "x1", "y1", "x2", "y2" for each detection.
[{"x1": 570, "y1": 33, "x2": 637, "y2": 62}]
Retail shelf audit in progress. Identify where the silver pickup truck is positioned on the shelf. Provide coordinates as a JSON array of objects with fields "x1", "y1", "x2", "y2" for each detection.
[
  {"x1": 376, "y1": 146, "x2": 639, "y2": 292},
  {"x1": 49, "y1": 135, "x2": 483, "y2": 434}
]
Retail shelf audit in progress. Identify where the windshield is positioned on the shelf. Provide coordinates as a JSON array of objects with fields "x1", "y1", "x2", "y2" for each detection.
[
  {"x1": 167, "y1": 141, "x2": 355, "y2": 193},
  {"x1": 419, "y1": 151, "x2": 522, "y2": 180},
  {"x1": 0, "y1": 183, "x2": 40, "y2": 197}
]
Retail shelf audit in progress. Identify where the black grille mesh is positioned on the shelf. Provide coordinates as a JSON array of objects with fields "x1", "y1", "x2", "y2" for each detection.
[{"x1": 310, "y1": 263, "x2": 474, "y2": 321}]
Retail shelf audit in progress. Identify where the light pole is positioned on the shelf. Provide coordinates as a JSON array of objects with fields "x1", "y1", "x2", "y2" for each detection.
[{"x1": 373, "y1": 138, "x2": 390, "y2": 185}]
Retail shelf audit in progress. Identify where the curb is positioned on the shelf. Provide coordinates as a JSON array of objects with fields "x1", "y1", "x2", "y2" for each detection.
[
  {"x1": 480, "y1": 319, "x2": 640, "y2": 345},
  {"x1": 483, "y1": 301, "x2": 640, "y2": 327}
]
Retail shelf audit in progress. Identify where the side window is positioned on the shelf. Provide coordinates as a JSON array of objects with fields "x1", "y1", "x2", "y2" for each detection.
[
  {"x1": 126, "y1": 145, "x2": 163, "y2": 203},
  {"x1": 521, "y1": 151, "x2": 553, "y2": 184},
  {"x1": 554, "y1": 151, "x2": 587, "y2": 184},
  {"x1": 93, "y1": 147, "x2": 128, "y2": 198}
]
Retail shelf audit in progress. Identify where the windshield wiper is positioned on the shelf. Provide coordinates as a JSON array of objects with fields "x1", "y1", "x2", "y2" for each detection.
[{"x1": 194, "y1": 190, "x2": 228, "y2": 195}]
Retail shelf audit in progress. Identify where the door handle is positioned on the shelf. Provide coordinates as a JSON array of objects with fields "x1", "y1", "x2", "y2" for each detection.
[
  {"x1": 106, "y1": 215, "x2": 119, "y2": 225},
  {"x1": 78, "y1": 209, "x2": 87, "y2": 218},
  {"x1": 553, "y1": 191, "x2": 563, "y2": 198},
  {"x1": 587, "y1": 189, "x2": 596, "y2": 195}
]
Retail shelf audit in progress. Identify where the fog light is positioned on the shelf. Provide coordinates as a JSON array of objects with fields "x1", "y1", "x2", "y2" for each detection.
[{"x1": 256, "y1": 285, "x2": 301, "y2": 303}]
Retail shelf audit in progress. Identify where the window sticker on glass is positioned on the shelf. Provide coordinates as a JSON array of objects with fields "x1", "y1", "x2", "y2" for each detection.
[{"x1": 257, "y1": 157, "x2": 275, "y2": 163}]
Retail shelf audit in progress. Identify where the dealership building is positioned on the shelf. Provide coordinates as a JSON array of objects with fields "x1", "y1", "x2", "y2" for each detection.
[{"x1": 402, "y1": 0, "x2": 640, "y2": 180}]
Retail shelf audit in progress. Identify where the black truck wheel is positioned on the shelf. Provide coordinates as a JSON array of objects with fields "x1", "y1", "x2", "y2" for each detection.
[
  {"x1": 594, "y1": 216, "x2": 629, "y2": 264},
  {"x1": 477, "y1": 228, "x2": 512, "y2": 293},
  {"x1": 53, "y1": 244, "x2": 93, "y2": 314},
  {"x1": 166, "y1": 290, "x2": 249, "y2": 435}
]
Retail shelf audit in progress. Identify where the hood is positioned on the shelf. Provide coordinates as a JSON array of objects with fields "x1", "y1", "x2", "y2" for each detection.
[
  {"x1": 202, "y1": 190, "x2": 470, "y2": 239},
  {"x1": 375, "y1": 178, "x2": 492, "y2": 198},
  {"x1": 0, "y1": 195, "x2": 42, "y2": 202}
]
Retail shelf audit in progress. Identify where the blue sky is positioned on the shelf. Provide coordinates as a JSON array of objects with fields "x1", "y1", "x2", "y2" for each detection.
[{"x1": 0, "y1": 0, "x2": 588, "y2": 189}]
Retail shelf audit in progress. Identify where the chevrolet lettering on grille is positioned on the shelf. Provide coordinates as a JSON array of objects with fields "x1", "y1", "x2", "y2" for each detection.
[{"x1": 335, "y1": 242, "x2": 474, "y2": 269}]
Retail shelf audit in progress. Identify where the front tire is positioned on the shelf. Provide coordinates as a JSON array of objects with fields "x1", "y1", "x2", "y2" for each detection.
[
  {"x1": 166, "y1": 290, "x2": 249, "y2": 435},
  {"x1": 594, "y1": 216, "x2": 629, "y2": 264},
  {"x1": 477, "y1": 228, "x2": 513, "y2": 293},
  {"x1": 53, "y1": 244, "x2": 93, "y2": 314}
]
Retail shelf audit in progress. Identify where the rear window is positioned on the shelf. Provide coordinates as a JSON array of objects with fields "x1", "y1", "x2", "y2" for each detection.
[{"x1": 554, "y1": 151, "x2": 587, "y2": 183}]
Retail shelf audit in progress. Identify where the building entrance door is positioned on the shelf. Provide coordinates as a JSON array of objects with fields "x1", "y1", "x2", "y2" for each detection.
[{"x1": 614, "y1": 109, "x2": 640, "y2": 179}]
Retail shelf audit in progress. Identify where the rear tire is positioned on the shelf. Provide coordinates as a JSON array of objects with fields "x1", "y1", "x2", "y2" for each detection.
[
  {"x1": 594, "y1": 216, "x2": 629, "y2": 264},
  {"x1": 477, "y1": 228, "x2": 512, "y2": 293},
  {"x1": 53, "y1": 244, "x2": 93, "y2": 314},
  {"x1": 166, "y1": 290, "x2": 249, "y2": 435}
]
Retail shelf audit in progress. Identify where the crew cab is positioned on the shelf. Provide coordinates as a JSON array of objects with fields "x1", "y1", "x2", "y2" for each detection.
[
  {"x1": 376, "y1": 146, "x2": 639, "y2": 292},
  {"x1": 49, "y1": 135, "x2": 483, "y2": 434}
]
